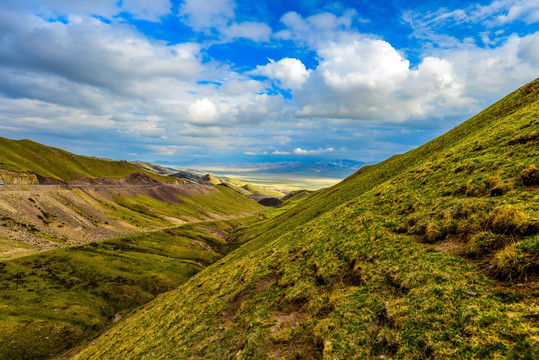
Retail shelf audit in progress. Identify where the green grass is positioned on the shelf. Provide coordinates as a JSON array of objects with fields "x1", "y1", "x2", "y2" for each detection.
[
  {"x1": 0, "y1": 218, "x2": 257, "y2": 360},
  {"x1": 73, "y1": 79, "x2": 539, "y2": 359},
  {"x1": 179, "y1": 185, "x2": 266, "y2": 216},
  {"x1": 114, "y1": 186, "x2": 263, "y2": 221},
  {"x1": 0, "y1": 137, "x2": 173, "y2": 182}
]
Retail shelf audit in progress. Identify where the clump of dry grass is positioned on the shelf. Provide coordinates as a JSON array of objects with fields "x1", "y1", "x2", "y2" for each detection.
[
  {"x1": 520, "y1": 165, "x2": 538, "y2": 187},
  {"x1": 488, "y1": 206, "x2": 537, "y2": 236},
  {"x1": 491, "y1": 235, "x2": 538, "y2": 280}
]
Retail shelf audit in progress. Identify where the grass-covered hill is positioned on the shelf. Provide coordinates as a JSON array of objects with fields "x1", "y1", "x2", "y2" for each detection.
[
  {"x1": 0, "y1": 218, "x2": 258, "y2": 360},
  {"x1": 171, "y1": 172, "x2": 285, "y2": 198},
  {"x1": 0, "y1": 183, "x2": 263, "y2": 259},
  {"x1": 74, "y1": 79, "x2": 538, "y2": 359},
  {"x1": 0, "y1": 137, "x2": 173, "y2": 183}
]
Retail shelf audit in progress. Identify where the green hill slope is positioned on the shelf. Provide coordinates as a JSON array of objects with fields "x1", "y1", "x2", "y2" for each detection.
[
  {"x1": 75, "y1": 79, "x2": 539, "y2": 359},
  {"x1": 0, "y1": 137, "x2": 171, "y2": 182},
  {"x1": 0, "y1": 218, "x2": 258, "y2": 360}
]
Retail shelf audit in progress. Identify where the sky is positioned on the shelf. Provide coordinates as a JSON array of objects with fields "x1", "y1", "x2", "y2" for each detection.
[{"x1": 0, "y1": 0, "x2": 538, "y2": 165}]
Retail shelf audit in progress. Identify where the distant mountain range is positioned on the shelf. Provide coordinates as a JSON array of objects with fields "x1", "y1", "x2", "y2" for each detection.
[
  {"x1": 246, "y1": 159, "x2": 367, "y2": 177},
  {"x1": 170, "y1": 159, "x2": 367, "y2": 179},
  {"x1": 157, "y1": 159, "x2": 368, "y2": 191}
]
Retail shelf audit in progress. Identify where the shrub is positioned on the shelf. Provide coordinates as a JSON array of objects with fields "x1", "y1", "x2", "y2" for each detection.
[{"x1": 520, "y1": 165, "x2": 539, "y2": 187}]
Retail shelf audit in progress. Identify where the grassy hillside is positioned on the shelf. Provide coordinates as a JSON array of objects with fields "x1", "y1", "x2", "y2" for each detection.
[
  {"x1": 0, "y1": 184, "x2": 263, "y2": 259},
  {"x1": 74, "y1": 79, "x2": 538, "y2": 359},
  {"x1": 131, "y1": 161, "x2": 175, "y2": 176},
  {"x1": 204, "y1": 175, "x2": 284, "y2": 198},
  {"x1": 0, "y1": 137, "x2": 172, "y2": 182},
  {"x1": 0, "y1": 218, "x2": 258, "y2": 360}
]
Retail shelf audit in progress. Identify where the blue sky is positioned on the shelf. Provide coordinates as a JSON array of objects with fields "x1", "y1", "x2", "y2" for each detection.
[{"x1": 0, "y1": 0, "x2": 537, "y2": 165}]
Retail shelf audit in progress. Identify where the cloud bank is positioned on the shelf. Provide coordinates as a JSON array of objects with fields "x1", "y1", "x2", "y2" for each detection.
[{"x1": 0, "y1": 0, "x2": 537, "y2": 163}]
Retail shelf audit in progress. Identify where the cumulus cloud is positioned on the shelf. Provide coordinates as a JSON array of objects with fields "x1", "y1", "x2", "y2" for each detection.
[
  {"x1": 0, "y1": 11, "x2": 203, "y2": 98},
  {"x1": 255, "y1": 58, "x2": 311, "y2": 89},
  {"x1": 1, "y1": 0, "x2": 538, "y2": 163},
  {"x1": 223, "y1": 21, "x2": 272, "y2": 42},
  {"x1": 234, "y1": 93, "x2": 286, "y2": 124},
  {"x1": 432, "y1": 32, "x2": 539, "y2": 102},
  {"x1": 293, "y1": 36, "x2": 472, "y2": 121},
  {"x1": 293, "y1": 147, "x2": 334, "y2": 155},
  {"x1": 186, "y1": 99, "x2": 221, "y2": 125},
  {"x1": 0, "y1": 6, "x2": 288, "y2": 154},
  {"x1": 179, "y1": 0, "x2": 271, "y2": 43}
]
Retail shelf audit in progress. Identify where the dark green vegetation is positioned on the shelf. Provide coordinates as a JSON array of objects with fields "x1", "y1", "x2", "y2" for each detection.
[
  {"x1": 0, "y1": 137, "x2": 172, "y2": 182},
  {"x1": 0, "y1": 218, "x2": 257, "y2": 360},
  {"x1": 75, "y1": 79, "x2": 538, "y2": 359}
]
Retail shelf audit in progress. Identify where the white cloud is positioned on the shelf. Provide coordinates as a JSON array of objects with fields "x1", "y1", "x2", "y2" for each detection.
[
  {"x1": 178, "y1": 0, "x2": 272, "y2": 43},
  {"x1": 403, "y1": 0, "x2": 539, "y2": 49},
  {"x1": 293, "y1": 147, "x2": 334, "y2": 155},
  {"x1": 518, "y1": 32, "x2": 539, "y2": 64},
  {"x1": 255, "y1": 58, "x2": 311, "y2": 89},
  {"x1": 490, "y1": 0, "x2": 539, "y2": 25},
  {"x1": 293, "y1": 36, "x2": 472, "y2": 121},
  {"x1": 179, "y1": 0, "x2": 235, "y2": 31},
  {"x1": 180, "y1": 125, "x2": 224, "y2": 137},
  {"x1": 0, "y1": 7, "x2": 290, "y2": 151},
  {"x1": 11, "y1": 0, "x2": 171, "y2": 21},
  {"x1": 221, "y1": 79, "x2": 263, "y2": 95},
  {"x1": 121, "y1": 0, "x2": 171, "y2": 21},
  {"x1": 224, "y1": 22, "x2": 272, "y2": 42},
  {"x1": 234, "y1": 93, "x2": 285, "y2": 124},
  {"x1": 186, "y1": 99, "x2": 221, "y2": 125},
  {"x1": 148, "y1": 144, "x2": 196, "y2": 155},
  {"x1": 276, "y1": 10, "x2": 358, "y2": 47},
  {"x1": 433, "y1": 32, "x2": 539, "y2": 102},
  {"x1": 272, "y1": 135, "x2": 292, "y2": 144},
  {"x1": 272, "y1": 150, "x2": 291, "y2": 155}
]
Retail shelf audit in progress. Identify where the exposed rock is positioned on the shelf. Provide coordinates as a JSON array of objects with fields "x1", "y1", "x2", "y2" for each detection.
[{"x1": 0, "y1": 169, "x2": 40, "y2": 185}]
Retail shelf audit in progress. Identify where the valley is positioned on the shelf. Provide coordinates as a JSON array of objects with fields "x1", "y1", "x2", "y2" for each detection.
[
  {"x1": 70, "y1": 78, "x2": 539, "y2": 359},
  {"x1": 0, "y1": 183, "x2": 261, "y2": 259},
  {"x1": 0, "y1": 81, "x2": 537, "y2": 359},
  {"x1": 0, "y1": 140, "x2": 272, "y2": 359},
  {"x1": 2, "y1": 2, "x2": 537, "y2": 359}
]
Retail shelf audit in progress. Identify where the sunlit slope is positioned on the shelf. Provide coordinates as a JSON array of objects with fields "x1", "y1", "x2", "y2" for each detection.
[
  {"x1": 235, "y1": 77, "x2": 539, "y2": 249},
  {"x1": 0, "y1": 184, "x2": 263, "y2": 259},
  {"x1": 76, "y1": 79, "x2": 538, "y2": 359},
  {"x1": 0, "y1": 137, "x2": 170, "y2": 182}
]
